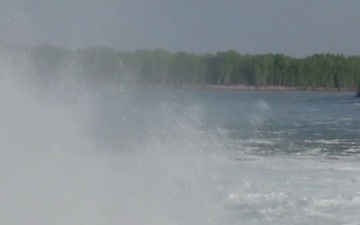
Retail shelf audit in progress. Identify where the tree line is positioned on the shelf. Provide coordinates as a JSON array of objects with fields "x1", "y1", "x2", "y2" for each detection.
[{"x1": 4, "y1": 44, "x2": 360, "y2": 88}]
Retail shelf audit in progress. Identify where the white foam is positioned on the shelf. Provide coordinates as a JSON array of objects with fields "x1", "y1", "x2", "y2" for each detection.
[
  {"x1": 344, "y1": 148, "x2": 360, "y2": 154},
  {"x1": 1, "y1": 50, "x2": 360, "y2": 225},
  {"x1": 236, "y1": 138, "x2": 280, "y2": 145},
  {"x1": 305, "y1": 139, "x2": 348, "y2": 145},
  {"x1": 220, "y1": 156, "x2": 360, "y2": 224}
]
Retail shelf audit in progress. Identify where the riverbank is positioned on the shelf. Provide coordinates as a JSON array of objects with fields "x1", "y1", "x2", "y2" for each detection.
[
  {"x1": 204, "y1": 85, "x2": 357, "y2": 92},
  {"x1": 154, "y1": 84, "x2": 357, "y2": 93}
]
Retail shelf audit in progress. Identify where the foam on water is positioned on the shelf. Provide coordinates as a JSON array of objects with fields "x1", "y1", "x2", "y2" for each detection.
[
  {"x1": 0, "y1": 50, "x2": 227, "y2": 224},
  {"x1": 220, "y1": 155, "x2": 360, "y2": 224},
  {"x1": 1, "y1": 49, "x2": 360, "y2": 225},
  {"x1": 305, "y1": 139, "x2": 349, "y2": 145}
]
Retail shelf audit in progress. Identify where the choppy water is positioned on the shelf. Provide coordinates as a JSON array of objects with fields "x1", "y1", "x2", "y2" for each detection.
[
  {"x1": 1, "y1": 76, "x2": 360, "y2": 225},
  {"x1": 87, "y1": 87, "x2": 360, "y2": 224}
]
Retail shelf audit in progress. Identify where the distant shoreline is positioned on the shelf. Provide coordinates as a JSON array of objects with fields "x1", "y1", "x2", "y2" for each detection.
[
  {"x1": 204, "y1": 85, "x2": 356, "y2": 92},
  {"x1": 2, "y1": 43, "x2": 359, "y2": 92},
  {"x1": 154, "y1": 84, "x2": 357, "y2": 93}
]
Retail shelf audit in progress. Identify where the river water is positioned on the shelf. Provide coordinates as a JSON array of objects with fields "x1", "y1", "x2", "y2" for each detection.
[{"x1": 1, "y1": 81, "x2": 359, "y2": 224}]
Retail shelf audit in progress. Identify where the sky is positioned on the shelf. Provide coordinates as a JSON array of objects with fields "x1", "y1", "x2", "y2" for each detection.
[{"x1": 1, "y1": 0, "x2": 360, "y2": 57}]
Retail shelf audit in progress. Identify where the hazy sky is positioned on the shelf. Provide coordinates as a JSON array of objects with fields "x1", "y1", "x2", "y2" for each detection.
[{"x1": 1, "y1": 0, "x2": 360, "y2": 57}]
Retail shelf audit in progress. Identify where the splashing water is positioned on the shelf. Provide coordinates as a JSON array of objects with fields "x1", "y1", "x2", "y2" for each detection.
[
  {"x1": 0, "y1": 49, "x2": 225, "y2": 225},
  {"x1": 0, "y1": 48, "x2": 360, "y2": 225}
]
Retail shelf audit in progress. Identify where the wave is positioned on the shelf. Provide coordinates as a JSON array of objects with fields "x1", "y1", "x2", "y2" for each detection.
[{"x1": 304, "y1": 139, "x2": 350, "y2": 145}]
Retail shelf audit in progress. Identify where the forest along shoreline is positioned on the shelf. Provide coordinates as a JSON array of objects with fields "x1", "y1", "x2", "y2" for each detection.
[
  {"x1": 149, "y1": 84, "x2": 357, "y2": 92},
  {"x1": 1, "y1": 43, "x2": 360, "y2": 93}
]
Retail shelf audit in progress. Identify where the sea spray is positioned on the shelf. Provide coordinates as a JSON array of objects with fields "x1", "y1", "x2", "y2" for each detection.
[{"x1": 0, "y1": 49, "x2": 228, "y2": 225}]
